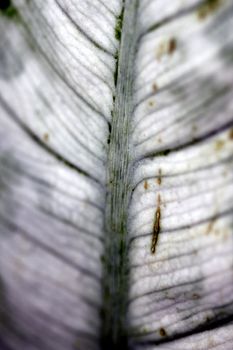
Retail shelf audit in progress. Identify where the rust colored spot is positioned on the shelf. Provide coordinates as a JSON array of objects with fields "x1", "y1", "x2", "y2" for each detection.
[
  {"x1": 168, "y1": 38, "x2": 177, "y2": 55},
  {"x1": 156, "y1": 38, "x2": 177, "y2": 60},
  {"x1": 192, "y1": 293, "x2": 201, "y2": 300},
  {"x1": 152, "y1": 83, "x2": 158, "y2": 93},
  {"x1": 144, "y1": 180, "x2": 149, "y2": 190},
  {"x1": 229, "y1": 128, "x2": 233, "y2": 140},
  {"x1": 157, "y1": 169, "x2": 162, "y2": 185},
  {"x1": 43, "y1": 133, "x2": 49, "y2": 142},
  {"x1": 206, "y1": 219, "x2": 216, "y2": 235},
  {"x1": 151, "y1": 194, "x2": 161, "y2": 254},
  {"x1": 159, "y1": 328, "x2": 167, "y2": 337},
  {"x1": 148, "y1": 100, "x2": 155, "y2": 107},
  {"x1": 215, "y1": 139, "x2": 225, "y2": 151},
  {"x1": 197, "y1": 0, "x2": 222, "y2": 21}
]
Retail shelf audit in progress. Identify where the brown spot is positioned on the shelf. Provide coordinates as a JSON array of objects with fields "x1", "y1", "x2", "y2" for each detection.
[
  {"x1": 159, "y1": 328, "x2": 167, "y2": 337},
  {"x1": 156, "y1": 38, "x2": 177, "y2": 60},
  {"x1": 152, "y1": 83, "x2": 158, "y2": 93},
  {"x1": 157, "y1": 137, "x2": 162, "y2": 144},
  {"x1": 151, "y1": 194, "x2": 161, "y2": 254},
  {"x1": 229, "y1": 128, "x2": 233, "y2": 140},
  {"x1": 144, "y1": 180, "x2": 149, "y2": 190},
  {"x1": 148, "y1": 100, "x2": 155, "y2": 107},
  {"x1": 215, "y1": 139, "x2": 225, "y2": 151},
  {"x1": 206, "y1": 219, "x2": 216, "y2": 234},
  {"x1": 197, "y1": 0, "x2": 222, "y2": 21},
  {"x1": 168, "y1": 38, "x2": 177, "y2": 55},
  {"x1": 192, "y1": 293, "x2": 201, "y2": 300},
  {"x1": 43, "y1": 133, "x2": 49, "y2": 142},
  {"x1": 157, "y1": 169, "x2": 162, "y2": 185}
]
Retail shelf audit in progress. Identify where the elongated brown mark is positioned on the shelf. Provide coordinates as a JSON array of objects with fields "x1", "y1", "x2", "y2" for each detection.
[
  {"x1": 151, "y1": 194, "x2": 161, "y2": 254},
  {"x1": 144, "y1": 180, "x2": 149, "y2": 190},
  {"x1": 197, "y1": 0, "x2": 222, "y2": 21},
  {"x1": 157, "y1": 168, "x2": 162, "y2": 185}
]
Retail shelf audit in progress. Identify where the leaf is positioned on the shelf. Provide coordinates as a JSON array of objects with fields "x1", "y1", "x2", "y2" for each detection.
[{"x1": 0, "y1": 0, "x2": 233, "y2": 349}]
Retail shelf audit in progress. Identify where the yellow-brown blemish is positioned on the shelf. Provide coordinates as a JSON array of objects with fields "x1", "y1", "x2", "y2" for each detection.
[
  {"x1": 168, "y1": 38, "x2": 177, "y2": 55},
  {"x1": 229, "y1": 128, "x2": 233, "y2": 140},
  {"x1": 159, "y1": 328, "x2": 167, "y2": 337},
  {"x1": 197, "y1": 0, "x2": 222, "y2": 21},
  {"x1": 144, "y1": 180, "x2": 149, "y2": 190},
  {"x1": 157, "y1": 169, "x2": 162, "y2": 185},
  {"x1": 152, "y1": 83, "x2": 158, "y2": 93},
  {"x1": 206, "y1": 218, "x2": 216, "y2": 234},
  {"x1": 192, "y1": 293, "x2": 201, "y2": 300},
  {"x1": 43, "y1": 133, "x2": 49, "y2": 142},
  {"x1": 151, "y1": 194, "x2": 161, "y2": 254},
  {"x1": 215, "y1": 139, "x2": 225, "y2": 151},
  {"x1": 156, "y1": 37, "x2": 177, "y2": 60},
  {"x1": 148, "y1": 100, "x2": 155, "y2": 107}
]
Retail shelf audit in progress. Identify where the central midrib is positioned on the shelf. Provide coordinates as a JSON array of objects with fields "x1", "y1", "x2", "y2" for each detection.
[{"x1": 101, "y1": 0, "x2": 139, "y2": 349}]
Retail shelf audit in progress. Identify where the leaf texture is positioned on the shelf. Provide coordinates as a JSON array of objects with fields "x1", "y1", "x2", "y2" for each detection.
[{"x1": 0, "y1": 0, "x2": 233, "y2": 349}]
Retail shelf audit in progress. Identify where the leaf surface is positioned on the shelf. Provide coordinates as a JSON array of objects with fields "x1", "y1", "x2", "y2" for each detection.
[{"x1": 0, "y1": 0, "x2": 233, "y2": 349}]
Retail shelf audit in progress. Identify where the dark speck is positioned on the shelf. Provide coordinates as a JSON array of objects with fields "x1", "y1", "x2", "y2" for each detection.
[
  {"x1": 159, "y1": 328, "x2": 167, "y2": 337},
  {"x1": 229, "y1": 128, "x2": 233, "y2": 140},
  {"x1": 168, "y1": 38, "x2": 177, "y2": 55}
]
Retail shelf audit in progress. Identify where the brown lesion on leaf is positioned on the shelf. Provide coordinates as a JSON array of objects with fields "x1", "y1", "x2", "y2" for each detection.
[
  {"x1": 228, "y1": 128, "x2": 233, "y2": 140},
  {"x1": 159, "y1": 327, "x2": 167, "y2": 337},
  {"x1": 206, "y1": 217, "x2": 217, "y2": 234},
  {"x1": 206, "y1": 217, "x2": 229, "y2": 240},
  {"x1": 157, "y1": 168, "x2": 162, "y2": 185},
  {"x1": 144, "y1": 180, "x2": 149, "y2": 190},
  {"x1": 197, "y1": 0, "x2": 222, "y2": 21},
  {"x1": 148, "y1": 99, "x2": 155, "y2": 107},
  {"x1": 152, "y1": 83, "x2": 158, "y2": 93},
  {"x1": 167, "y1": 38, "x2": 177, "y2": 55},
  {"x1": 192, "y1": 293, "x2": 201, "y2": 300},
  {"x1": 151, "y1": 194, "x2": 161, "y2": 254},
  {"x1": 43, "y1": 133, "x2": 49, "y2": 142},
  {"x1": 215, "y1": 139, "x2": 225, "y2": 151},
  {"x1": 156, "y1": 37, "x2": 177, "y2": 60}
]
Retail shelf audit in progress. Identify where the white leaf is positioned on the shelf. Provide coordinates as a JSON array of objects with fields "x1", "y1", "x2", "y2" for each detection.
[{"x1": 0, "y1": 0, "x2": 233, "y2": 349}]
